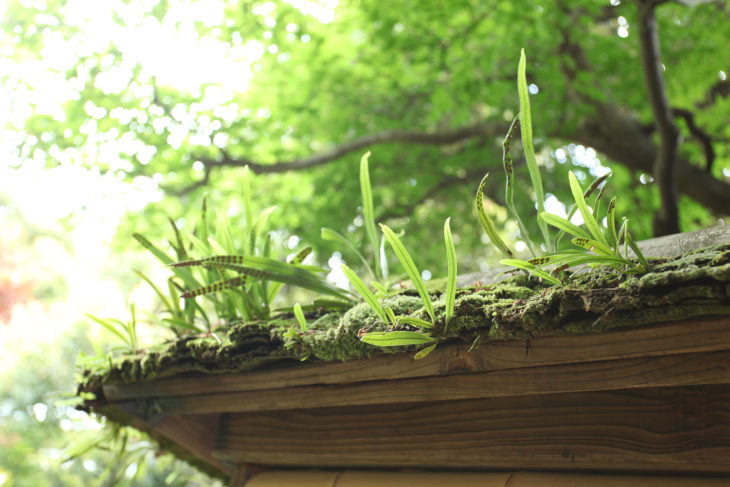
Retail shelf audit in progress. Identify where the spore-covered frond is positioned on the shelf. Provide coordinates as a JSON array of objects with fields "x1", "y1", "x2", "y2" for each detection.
[{"x1": 181, "y1": 276, "x2": 248, "y2": 299}]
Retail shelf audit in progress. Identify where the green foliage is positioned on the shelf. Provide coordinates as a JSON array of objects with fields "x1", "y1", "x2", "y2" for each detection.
[
  {"x1": 293, "y1": 303, "x2": 307, "y2": 332},
  {"x1": 380, "y1": 223, "x2": 436, "y2": 323},
  {"x1": 86, "y1": 304, "x2": 139, "y2": 354},
  {"x1": 480, "y1": 53, "x2": 650, "y2": 284}
]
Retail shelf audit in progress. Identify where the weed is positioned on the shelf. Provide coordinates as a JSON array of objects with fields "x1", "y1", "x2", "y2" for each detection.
[{"x1": 478, "y1": 49, "x2": 649, "y2": 283}]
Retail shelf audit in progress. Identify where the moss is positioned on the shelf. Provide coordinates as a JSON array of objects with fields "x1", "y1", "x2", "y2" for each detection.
[{"x1": 79, "y1": 244, "x2": 730, "y2": 391}]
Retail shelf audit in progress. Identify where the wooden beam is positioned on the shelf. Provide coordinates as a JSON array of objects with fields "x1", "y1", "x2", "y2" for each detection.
[
  {"x1": 98, "y1": 403, "x2": 233, "y2": 478},
  {"x1": 103, "y1": 316, "x2": 730, "y2": 403},
  {"x1": 153, "y1": 349, "x2": 730, "y2": 414},
  {"x1": 212, "y1": 385, "x2": 730, "y2": 473}
]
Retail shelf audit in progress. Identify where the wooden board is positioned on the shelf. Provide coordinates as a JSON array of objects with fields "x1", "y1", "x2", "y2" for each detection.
[
  {"x1": 103, "y1": 316, "x2": 730, "y2": 403},
  {"x1": 98, "y1": 404, "x2": 232, "y2": 478},
  {"x1": 213, "y1": 385, "x2": 730, "y2": 473},
  {"x1": 148, "y1": 349, "x2": 730, "y2": 414}
]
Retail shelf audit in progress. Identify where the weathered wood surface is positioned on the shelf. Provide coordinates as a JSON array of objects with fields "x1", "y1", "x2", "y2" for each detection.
[
  {"x1": 103, "y1": 316, "x2": 730, "y2": 403},
  {"x1": 456, "y1": 224, "x2": 730, "y2": 287},
  {"x1": 98, "y1": 404, "x2": 232, "y2": 478},
  {"x1": 213, "y1": 385, "x2": 730, "y2": 473},
  {"x1": 153, "y1": 349, "x2": 730, "y2": 414}
]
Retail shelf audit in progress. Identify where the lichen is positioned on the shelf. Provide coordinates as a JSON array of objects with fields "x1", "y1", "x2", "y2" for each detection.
[{"x1": 79, "y1": 244, "x2": 730, "y2": 391}]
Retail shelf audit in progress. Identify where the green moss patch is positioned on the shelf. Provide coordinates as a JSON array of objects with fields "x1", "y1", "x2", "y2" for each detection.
[{"x1": 80, "y1": 244, "x2": 730, "y2": 391}]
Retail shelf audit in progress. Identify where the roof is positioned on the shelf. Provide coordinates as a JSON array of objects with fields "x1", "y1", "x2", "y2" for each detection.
[{"x1": 76, "y1": 227, "x2": 730, "y2": 481}]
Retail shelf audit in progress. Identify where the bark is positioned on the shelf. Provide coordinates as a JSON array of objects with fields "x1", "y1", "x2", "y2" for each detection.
[{"x1": 636, "y1": 0, "x2": 681, "y2": 235}]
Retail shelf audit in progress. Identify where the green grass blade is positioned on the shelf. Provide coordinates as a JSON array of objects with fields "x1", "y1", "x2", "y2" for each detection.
[
  {"x1": 215, "y1": 213, "x2": 236, "y2": 254},
  {"x1": 371, "y1": 281, "x2": 388, "y2": 296},
  {"x1": 384, "y1": 305, "x2": 397, "y2": 326},
  {"x1": 133, "y1": 270, "x2": 173, "y2": 312},
  {"x1": 248, "y1": 205, "x2": 277, "y2": 255},
  {"x1": 397, "y1": 316, "x2": 434, "y2": 329},
  {"x1": 476, "y1": 173, "x2": 514, "y2": 258},
  {"x1": 168, "y1": 217, "x2": 189, "y2": 261},
  {"x1": 568, "y1": 171, "x2": 608, "y2": 246},
  {"x1": 500, "y1": 258, "x2": 562, "y2": 285},
  {"x1": 380, "y1": 224, "x2": 435, "y2": 322},
  {"x1": 625, "y1": 227, "x2": 649, "y2": 271},
  {"x1": 242, "y1": 165, "x2": 254, "y2": 234},
  {"x1": 360, "y1": 151, "x2": 382, "y2": 279},
  {"x1": 321, "y1": 227, "x2": 374, "y2": 278},
  {"x1": 198, "y1": 198, "x2": 209, "y2": 246},
  {"x1": 539, "y1": 212, "x2": 591, "y2": 240},
  {"x1": 86, "y1": 314, "x2": 129, "y2": 346},
  {"x1": 341, "y1": 263, "x2": 388, "y2": 324},
  {"x1": 360, "y1": 330, "x2": 435, "y2": 347},
  {"x1": 443, "y1": 217, "x2": 457, "y2": 331},
  {"x1": 518, "y1": 49, "x2": 550, "y2": 247},
  {"x1": 293, "y1": 303, "x2": 307, "y2": 332}
]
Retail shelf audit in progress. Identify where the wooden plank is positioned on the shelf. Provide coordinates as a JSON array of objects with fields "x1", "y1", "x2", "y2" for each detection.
[
  {"x1": 103, "y1": 316, "x2": 730, "y2": 402},
  {"x1": 153, "y1": 349, "x2": 730, "y2": 414},
  {"x1": 98, "y1": 404, "x2": 233, "y2": 478},
  {"x1": 212, "y1": 385, "x2": 730, "y2": 473}
]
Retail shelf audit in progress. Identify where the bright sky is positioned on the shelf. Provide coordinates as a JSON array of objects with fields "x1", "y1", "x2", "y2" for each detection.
[
  {"x1": 0, "y1": 0, "x2": 615, "y2": 370},
  {"x1": 0, "y1": 0, "x2": 340, "y2": 371}
]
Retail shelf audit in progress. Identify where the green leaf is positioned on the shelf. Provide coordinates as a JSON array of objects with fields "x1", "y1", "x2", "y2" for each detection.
[
  {"x1": 174, "y1": 255, "x2": 352, "y2": 302},
  {"x1": 341, "y1": 263, "x2": 388, "y2": 324},
  {"x1": 133, "y1": 269, "x2": 173, "y2": 312},
  {"x1": 500, "y1": 259, "x2": 562, "y2": 285},
  {"x1": 248, "y1": 205, "x2": 277, "y2": 255},
  {"x1": 476, "y1": 173, "x2": 513, "y2": 258},
  {"x1": 267, "y1": 247, "x2": 314, "y2": 303},
  {"x1": 180, "y1": 275, "x2": 247, "y2": 299},
  {"x1": 360, "y1": 151, "x2": 382, "y2": 279},
  {"x1": 380, "y1": 224, "x2": 435, "y2": 322},
  {"x1": 539, "y1": 212, "x2": 591, "y2": 241},
  {"x1": 384, "y1": 305, "x2": 397, "y2": 325},
  {"x1": 86, "y1": 314, "x2": 129, "y2": 346},
  {"x1": 518, "y1": 49, "x2": 550, "y2": 247},
  {"x1": 397, "y1": 316, "x2": 434, "y2": 329},
  {"x1": 503, "y1": 114, "x2": 535, "y2": 256},
  {"x1": 242, "y1": 165, "x2": 254, "y2": 234},
  {"x1": 133, "y1": 233, "x2": 174, "y2": 265},
  {"x1": 625, "y1": 226, "x2": 649, "y2": 271},
  {"x1": 293, "y1": 303, "x2": 307, "y2": 332},
  {"x1": 360, "y1": 330, "x2": 435, "y2": 347},
  {"x1": 568, "y1": 171, "x2": 608, "y2": 246},
  {"x1": 414, "y1": 342, "x2": 438, "y2": 360},
  {"x1": 570, "y1": 237, "x2": 615, "y2": 256},
  {"x1": 443, "y1": 217, "x2": 457, "y2": 331},
  {"x1": 607, "y1": 197, "x2": 618, "y2": 251},
  {"x1": 321, "y1": 227, "x2": 374, "y2": 278}
]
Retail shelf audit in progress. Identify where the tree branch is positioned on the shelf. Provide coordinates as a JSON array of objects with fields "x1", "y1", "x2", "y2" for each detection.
[
  {"x1": 671, "y1": 107, "x2": 715, "y2": 173},
  {"x1": 377, "y1": 167, "x2": 494, "y2": 221},
  {"x1": 167, "y1": 122, "x2": 508, "y2": 194},
  {"x1": 636, "y1": 0, "x2": 681, "y2": 235},
  {"x1": 571, "y1": 101, "x2": 730, "y2": 215}
]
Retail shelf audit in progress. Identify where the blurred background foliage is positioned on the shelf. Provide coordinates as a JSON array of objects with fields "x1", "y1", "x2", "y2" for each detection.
[{"x1": 1, "y1": 0, "x2": 729, "y2": 484}]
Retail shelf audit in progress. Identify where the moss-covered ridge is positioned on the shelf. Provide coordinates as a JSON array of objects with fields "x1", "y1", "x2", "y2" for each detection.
[{"x1": 85, "y1": 244, "x2": 730, "y2": 386}]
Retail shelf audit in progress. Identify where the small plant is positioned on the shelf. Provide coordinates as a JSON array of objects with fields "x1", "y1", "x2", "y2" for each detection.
[
  {"x1": 322, "y1": 151, "x2": 391, "y2": 289},
  {"x1": 343, "y1": 216, "x2": 459, "y2": 359},
  {"x1": 86, "y1": 303, "x2": 139, "y2": 354},
  {"x1": 477, "y1": 49, "x2": 649, "y2": 283}
]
